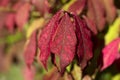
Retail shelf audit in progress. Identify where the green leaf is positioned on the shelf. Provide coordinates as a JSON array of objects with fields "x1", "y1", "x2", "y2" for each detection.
[
  {"x1": 66, "y1": 63, "x2": 72, "y2": 72},
  {"x1": 5, "y1": 32, "x2": 23, "y2": 44},
  {"x1": 0, "y1": 65, "x2": 24, "y2": 80},
  {"x1": 0, "y1": 31, "x2": 24, "y2": 45},
  {"x1": 100, "y1": 73, "x2": 112, "y2": 80}
]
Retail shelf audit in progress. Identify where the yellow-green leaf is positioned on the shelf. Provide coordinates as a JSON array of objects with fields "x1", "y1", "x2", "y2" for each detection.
[
  {"x1": 71, "y1": 64, "x2": 82, "y2": 80},
  {"x1": 26, "y1": 18, "x2": 44, "y2": 38},
  {"x1": 62, "y1": 0, "x2": 76, "y2": 11},
  {"x1": 105, "y1": 17, "x2": 120, "y2": 45},
  {"x1": 112, "y1": 74, "x2": 120, "y2": 80}
]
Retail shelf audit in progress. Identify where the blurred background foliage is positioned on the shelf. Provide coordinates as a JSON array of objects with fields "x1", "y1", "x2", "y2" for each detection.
[{"x1": 0, "y1": 0, "x2": 120, "y2": 80}]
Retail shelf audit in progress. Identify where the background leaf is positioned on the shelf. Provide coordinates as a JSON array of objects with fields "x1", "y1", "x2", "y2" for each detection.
[
  {"x1": 26, "y1": 18, "x2": 44, "y2": 38},
  {"x1": 101, "y1": 38, "x2": 120, "y2": 71},
  {"x1": 15, "y1": 3, "x2": 31, "y2": 30},
  {"x1": 105, "y1": 17, "x2": 120, "y2": 45}
]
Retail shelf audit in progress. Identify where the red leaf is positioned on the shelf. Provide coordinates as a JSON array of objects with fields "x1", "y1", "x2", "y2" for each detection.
[
  {"x1": 12, "y1": 1, "x2": 23, "y2": 10},
  {"x1": 31, "y1": 0, "x2": 50, "y2": 14},
  {"x1": 15, "y1": 3, "x2": 31, "y2": 30},
  {"x1": 68, "y1": 0, "x2": 86, "y2": 15},
  {"x1": 38, "y1": 11, "x2": 93, "y2": 73},
  {"x1": 23, "y1": 66, "x2": 35, "y2": 80},
  {"x1": 38, "y1": 11, "x2": 62, "y2": 69},
  {"x1": 3, "y1": 2, "x2": 23, "y2": 32},
  {"x1": 0, "y1": 13, "x2": 7, "y2": 29},
  {"x1": 101, "y1": 0, "x2": 117, "y2": 23},
  {"x1": 5, "y1": 13, "x2": 15, "y2": 32},
  {"x1": 50, "y1": 13, "x2": 77, "y2": 72},
  {"x1": 101, "y1": 38, "x2": 120, "y2": 71},
  {"x1": 24, "y1": 31, "x2": 37, "y2": 67},
  {"x1": 87, "y1": 0, "x2": 106, "y2": 31},
  {"x1": 0, "y1": 0, "x2": 9, "y2": 7},
  {"x1": 74, "y1": 15, "x2": 93, "y2": 69},
  {"x1": 82, "y1": 15, "x2": 97, "y2": 35}
]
